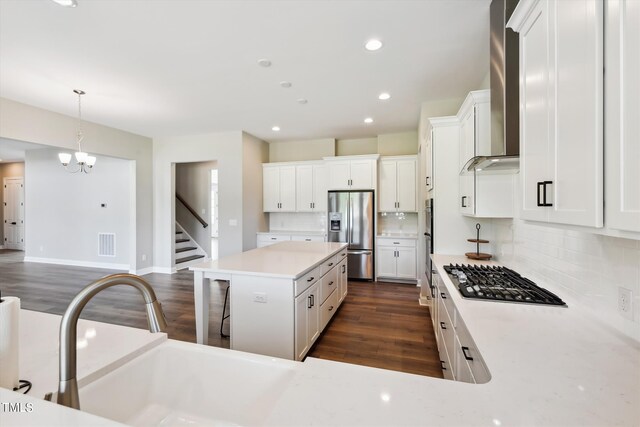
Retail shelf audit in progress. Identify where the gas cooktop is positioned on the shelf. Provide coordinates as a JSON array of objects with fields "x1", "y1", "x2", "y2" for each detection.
[{"x1": 443, "y1": 264, "x2": 567, "y2": 307}]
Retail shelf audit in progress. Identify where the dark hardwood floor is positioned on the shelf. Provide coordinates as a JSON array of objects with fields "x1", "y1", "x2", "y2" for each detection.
[{"x1": 0, "y1": 251, "x2": 442, "y2": 377}]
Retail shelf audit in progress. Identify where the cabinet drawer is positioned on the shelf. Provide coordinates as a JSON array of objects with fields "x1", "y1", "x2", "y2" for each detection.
[
  {"x1": 319, "y1": 266, "x2": 338, "y2": 304},
  {"x1": 291, "y1": 235, "x2": 325, "y2": 242},
  {"x1": 455, "y1": 316, "x2": 490, "y2": 384},
  {"x1": 294, "y1": 266, "x2": 321, "y2": 297},
  {"x1": 320, "y1": 288, "x2": 339, "y2": 331},
  {"x1": 437, "y1": 282, "x2": 455, "y2": 321},
  {"x1": 257, "y1": 234, "x2": 291, "y2": 243},
  {"x1": 320, "y1": 255, "x2": 338, "y2": 276},
  {"x1": 337, "y1": 249, "x2": 348, "y2": 261},
  {"x1": 377, "y1": 237, "x2": 416, "y2": 248}
]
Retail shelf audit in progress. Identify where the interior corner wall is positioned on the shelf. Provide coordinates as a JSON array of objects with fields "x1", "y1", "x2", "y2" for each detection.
[
  {"x1": 0, "y1": 98, "x2": 153, "y2": 272},
  {"x1": 153, "y1": 131, "x2": 244, "y2": 270},
  {"x1": 335, "y1": 138, "x2": 378, "y2": 156},
  {"x1": 268, "y1": 138, "x2": 335, "y2": 162},
  {"x1": 175, "y1": 161, "x2": 218, "y2": 256},
  {"x1": 377, "y1": 131, "x2": 419, "y2": 155},
  {"x1": 242, "y1": 132, "x2": 268, "y2": 251},
  {"x1": 24, "y1": 149, "x2": 131, "y2": 267},
  {"x1": 0, "y1": 162, "x2": 25, "y2": 244}
]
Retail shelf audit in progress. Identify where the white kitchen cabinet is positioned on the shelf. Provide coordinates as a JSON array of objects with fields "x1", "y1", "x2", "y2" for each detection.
[
  {"x1": 457, "y1": 90, "x2": 514, "y2": 218},
  {"x1": 263, "y1": 165, "x2": 296, "y2": 212},
  {"x1": 324, "y1": 155, "x2": 379, "y2": 190},
  {"x1": 294, "y1": 281, "x2": 320, "y2": 360},
  {"x1": 605, "y1": 0, "x2": 640, "y2": 233},
  {"x1": 296, "y1": 163, "x2": 328, "y2": 212},
  {"x1": 379, "y1": 156, "x2": 417, "y2": 212},
  {"x1": 376, "y1": 238, "x2": 417, "y2": 281},
  {"x1": 509, "y1": 0, "x2": 603, "y2": 228},
  {"x1": 337, "y1": 257, "x2": 348, "y2": 304},
  {"x1": 257, "y1": 233, "x2": 324, "y2": 248}
]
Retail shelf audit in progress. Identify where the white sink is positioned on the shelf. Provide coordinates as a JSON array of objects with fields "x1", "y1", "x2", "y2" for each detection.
[{"x1": 77, "y1": 340, "x2": 298, "y2": 426}]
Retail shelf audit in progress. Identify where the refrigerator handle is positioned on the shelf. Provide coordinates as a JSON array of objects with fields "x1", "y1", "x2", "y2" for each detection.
[{"x1": 349, "y1": 196, "x2": 354, "y2": 245}]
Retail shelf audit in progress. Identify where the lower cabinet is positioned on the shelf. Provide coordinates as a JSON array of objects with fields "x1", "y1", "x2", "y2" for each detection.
[
  {"x1": 337, "y1": 258, "x2": 348, "y2": 304},
  {"x1": 433, "y1": 269, "x2": 490, "y2": 383},
  {"x1": 376, "y1": 237, "x2": 417, "y2": 281},
  {"x1": 295, "y1": 281, "x2": 320, "y2": 360}
]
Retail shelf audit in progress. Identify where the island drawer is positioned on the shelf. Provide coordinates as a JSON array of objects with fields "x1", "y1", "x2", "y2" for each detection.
[
  {"x1": 377, "y1": 237, "x2": 416, "y2": 248},
  {"x1": 337, "y1": 249, "x2": 347, "y2": 260},
  {"x1": 320, "y1": 255, "x2": 338, "y2": 276},
  {"x1": 294, "y1": 266, "x2": 321, "y2": 296},
  {"x1": 320, "y1": 288, "x2": 339, "y2": 331},
  {"x1": 319, "y1": 267, "x2": 338, "y2": 304}
]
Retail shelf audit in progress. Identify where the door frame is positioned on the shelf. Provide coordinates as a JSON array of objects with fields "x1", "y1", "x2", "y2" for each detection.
[{"x1": 3, "y1": 176, "x2": 25, "y2": 250}]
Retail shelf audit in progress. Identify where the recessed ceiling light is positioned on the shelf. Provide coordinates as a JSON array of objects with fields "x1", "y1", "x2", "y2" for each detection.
[
  {"x1": 364, "y1": 118, "x2": 373, "y2": 124},
  {"x1": 378, "y1": 92, "x2": 391, "y2": 100},
  {"x1": 51, "y1": 0, "x2": 77, "y2": 7},
  {"x1": 257, "y1": 59, "x2": 272, "y2": 67},
  {"x1": 365, "y1": 39, "x2": 383, "y2": 51},
  {"x1": 280, "y1": 81, "x2": 292, "y2": 88},
  {"x1": 297, "y1": 98, "x2": 308, "y2": 104},
  {"x1": 272, "y1": 126, "x2": 281, "y2": 131}
]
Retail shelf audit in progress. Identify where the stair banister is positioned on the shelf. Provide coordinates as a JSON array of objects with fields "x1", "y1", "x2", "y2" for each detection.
[{"x1": 176, "y1": 193, "x2": 209, "y2": 228}]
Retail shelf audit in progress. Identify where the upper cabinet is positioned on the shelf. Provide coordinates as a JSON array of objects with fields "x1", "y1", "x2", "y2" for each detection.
[
  {"x1": 296, "y1": 163, "x2": 328, "y2": 212},
  {"x1": 263, "y1": 164, "x2": 296, "y2": 212},
  {"x1": 324, "y1": 155, "x2": 379, "y2": 190},
  {"x1": 457, "y1": 90, "x2": 514, "y2": 218},
  {"x1": 509, "y1": 0, "x2": 604, "y2": 228},
  {"x1": 379, "y1": 156, "x2": 417, "y2": 212},
  {"x1": 605, "y1": 0, "x2": 640, "y2": 233}
]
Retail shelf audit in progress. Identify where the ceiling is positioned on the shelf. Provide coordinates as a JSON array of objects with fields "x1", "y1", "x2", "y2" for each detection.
[
  {"x1": 0, "y1": 138, "x2": 46, "y2": 162},
  {"x1": 0, "y1": 0, "x2": 490, "y2": 142}
]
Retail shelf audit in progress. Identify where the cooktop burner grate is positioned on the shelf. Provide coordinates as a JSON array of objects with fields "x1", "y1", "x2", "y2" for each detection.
[{"x1": 443, "y1": 264, "x2": 567, "y2": 306}]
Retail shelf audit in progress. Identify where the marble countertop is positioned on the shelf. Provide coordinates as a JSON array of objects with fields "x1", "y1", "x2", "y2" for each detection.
[
  {"x1": 190, "y1": 241, "x2": 347, "y2": 279},
  {"x1": 257, "y1": 230, "x2": 326, "y2": 236}
]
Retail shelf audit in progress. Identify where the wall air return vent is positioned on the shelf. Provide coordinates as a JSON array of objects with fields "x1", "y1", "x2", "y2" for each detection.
[{"x1": 98, "y1": 233, "x2": 116, "y2": 257}]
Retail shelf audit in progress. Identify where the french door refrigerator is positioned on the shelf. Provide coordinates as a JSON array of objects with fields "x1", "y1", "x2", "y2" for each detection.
[{"x1": 327, "y1": 190, "x2": 374, "y2": 280}]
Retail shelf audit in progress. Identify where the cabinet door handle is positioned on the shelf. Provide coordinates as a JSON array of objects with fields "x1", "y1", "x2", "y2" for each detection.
[
  {"x1": 426, "y1": 176, "x2": 430, "y2": 186},
  {"x1": 307, "y1": 276, "x2": 315, "y2": 282},
  {"x1": 271, "y1": 237, "x2": 277, "y2": 240},
  {"x1": 542, "y1": 181, "x2": 553, "y2": 207},
  {"x1": 440, "y1": 360, "x2": 447, "y2": 370},
  {"x1": 342, "y1": 264, "x2": 346, "y2": 273},
  {"x1": 461, "y1": 196, "x2": 467, "y2": 208},
  {"x1": 440, "y1": 321, "x2": 446, "y2": 330},
  {"x1": 308, "y1": 295, "x2": 312, "y2": 309},
  {"x1": 328, "y1": 263, "x2": 333, "y2": 267},
  {"x1": 461, "y1": 346, "x2": 474, "y2": 361},
  {"x1": 441, "y1": 292, "x2": 446, "y2": 299},
  {"x1": 310, "y1": 294, "x2": 315, "y2": 307},
  {"x1": 536, "y1": 182, "x2": 543, "y2": 206}
]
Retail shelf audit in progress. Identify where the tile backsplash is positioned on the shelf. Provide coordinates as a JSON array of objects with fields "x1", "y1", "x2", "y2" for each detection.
[
  {"x1": 378, "y1": 212, "x2": 418, "y2": 234},
  {"x1": 492, "y1": 218, "x2": 640, "y2": 342},
  {"x1": 269, "y1": 212, "x2": 326, "y2": 232}
]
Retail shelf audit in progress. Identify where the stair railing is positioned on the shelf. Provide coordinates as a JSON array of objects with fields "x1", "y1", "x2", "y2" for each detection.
[{"x1": 176, "y1": 193, "x2": 209, "y2": 228}]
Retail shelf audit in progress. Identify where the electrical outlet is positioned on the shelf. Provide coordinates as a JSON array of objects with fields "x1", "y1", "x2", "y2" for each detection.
[
  {"x1": 141, "y1": 254, "x2": 147, "y2": 261},
  {"x1": 618, "y1": 287, "x2": 633, "y2": 320},
  {"x1": 253, "y1": 292, "x2": 267, "y2": 303}
]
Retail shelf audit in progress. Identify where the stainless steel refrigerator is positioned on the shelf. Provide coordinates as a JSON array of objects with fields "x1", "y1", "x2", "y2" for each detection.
[{"x1": 327, "y1": 190, "x2": 374, "y2": 280}]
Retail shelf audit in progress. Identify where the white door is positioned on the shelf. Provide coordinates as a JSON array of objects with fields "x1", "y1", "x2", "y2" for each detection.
[
  {"x1": 307, "y1": 282, "x2": 320, "y2": 345},
  {"x1": 278, "y1": 166, "x2": 297, "y2": 211},
  {"x1": 337, "y1": 259, "x2": 348, "y2": 303},
  {"x1": 349, "y1": 160, "x2": 373, "y2": 189},
  {"x1": 263, "y1": 167, "x2": 280, "y2": 212},
  {"x1": 518, "y1": 0, "x2": 551, "y2": 223},
  {"x1": 296, "y1": 165, "x2": 314, "y2": 212},
  {"x1": 327, "y1": 161, "x2": 351, "y2": 190},
  {"x1": 396, "y1": 159, "x2": 417, "y2": 212},
  {"x1": 312, "y1": 165, "x2": 329, "y2": 212},
  {"x1": 378, "y1": 160, "x2": 397, "y2": 212},
  {"x1": 396, "y1": 247, "x2": 417, "y2": 279},
  {"x1": 3, "y1": 177, "x2": 25, "y2": 250},
  {"x1": 606, "y1": 0, "x2": 640, "y2": 232},
  {"x1": 294, "y1": 288, "x2": 310, "y2": 360},
  {"x1": 377, "y1": 247, "x2": 397, "y2": 277}
]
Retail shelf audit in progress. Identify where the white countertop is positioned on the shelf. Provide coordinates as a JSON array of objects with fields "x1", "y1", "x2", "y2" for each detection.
[
  {"x1": 4, "y1": 257, "x2": 639, "y2": 426},
  {"x1": 377, "y1": 232, "x2": 418, "y2": 238},
  {"x1": 190, "y1": 241, "x2": 347, "y2": 279},
  {"x1": 257, "y1": 230, "x2": 326, "y2": 236}
]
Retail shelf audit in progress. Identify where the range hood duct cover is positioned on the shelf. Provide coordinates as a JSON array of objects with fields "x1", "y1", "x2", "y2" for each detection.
[{"x1": 464, "y1": 0, "x2": 520, "y2": 174}]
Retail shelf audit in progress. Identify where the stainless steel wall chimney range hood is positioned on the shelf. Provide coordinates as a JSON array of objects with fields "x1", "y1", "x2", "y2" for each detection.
[{"x1": 463, "y1": 0, "x2": 520, "y2": 174}]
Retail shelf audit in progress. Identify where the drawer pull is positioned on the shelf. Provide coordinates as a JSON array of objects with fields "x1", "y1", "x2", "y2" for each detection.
[
  {"x1": 271, "y1": 237, "x2": 277, "y2": 240},
  {"x1": 440, "y1": 292, "x2": 446, "y2": 299},
  {"x1": 341, "y1": 252, "x2": 346, "y2": 257},
  {"x1": 440, "y1": 360, "x2": 446, "y2": 370},
  {"x1": 328, "y1": 262, "x2": 334, "y2": 267},
  {"x1": 307, "y1": 277, "x2": 315, "y2": 282},
  {"x1": 305, "y1": 239, "x2": 311, "y2": 241},
  {"x1": 461, "y1": 346, "x2": 473, "y2": 361},
  {"x1": 440, "y1": 321, "x2": 446, "y2": 330},
  {"x1": 329, "y1": 281, "x2": 334, "y2": 286},
  {"x1": 328, "y1": 305, "x2": 334, "y2": 312}
]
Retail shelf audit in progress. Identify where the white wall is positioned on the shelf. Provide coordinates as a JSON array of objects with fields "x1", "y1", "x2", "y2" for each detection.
[
  {"x1": 268, "y1": 138, "x2": 335, "y2": 162},
  {"x1": 153, "y1": 131, "x2": 267, "y2": 270},
  {"x1": 24, "y1": 148, "x2": 132, "y2": 268},
  {"x1": 175, "y1": 161, "x2": 218, "y2": 256},
  {"x1": 377, "y1": 131, "x2": 418, "y2": 156},
  {"x1": 0, "y1": 98, "x2": 153, "y2": 272},
  {"x1": 242, "y1": 132, "x2": 268, "y2": 251},
  {"x1": 0, "y1": 162, "x2": 25, "y2": 244}
]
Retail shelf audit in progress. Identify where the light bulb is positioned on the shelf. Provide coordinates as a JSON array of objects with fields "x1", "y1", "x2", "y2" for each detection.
[
  {"x1": 86, "y1": 156, "x2": 97, "y2": 167},
  {"x1": 75, "y1": 151, "x2": 88, "y2": 164}
]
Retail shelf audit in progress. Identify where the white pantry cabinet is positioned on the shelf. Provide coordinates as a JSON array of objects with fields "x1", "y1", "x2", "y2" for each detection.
[
  {"x1": 605, "y1": 0, "x2": 640, "y2": 233},
  {"x1": 263, "y1": 164, "x2": 296, "y2": 212},
  {"x1": 376, "y1": 237, "x2": 417, "y2": 281},
  {"x1": 324, "y1": 155, "x2": 379, "y2": 190},
  {"x1": 457, "y1": 90, "x2": 514, "y2": 218},
  {"x1": 509, "y1": 0, "x2": 603, "y2": 228},
  {"x1": 296, "y1": 163, "x2": 328, "y2": 212},
  {"x1": 379, "y1": 156, "x2": 417, "y2": 212}
]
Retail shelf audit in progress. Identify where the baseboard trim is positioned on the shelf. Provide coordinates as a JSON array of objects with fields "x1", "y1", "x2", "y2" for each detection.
[
  {"x1": 418, "y1": 296, "x2": 431, "y2": 306},
  {"x1": 0, "y1": 245, "x2": 4, "y2": 249},
  {"x1": 132, "y1": 267, "x2": 155, "y2": 276},
  {"x1": 151, "y1": 266, "x2": 176, "y2": 275},
  {"x1": 24, "y1": 256, "x2": 129, "y2": 271}
]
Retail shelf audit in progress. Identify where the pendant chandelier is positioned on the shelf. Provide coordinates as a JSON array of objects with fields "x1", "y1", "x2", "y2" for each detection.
[{"x1": 58, "y1": 89, "x2": 96, "y2": 173}]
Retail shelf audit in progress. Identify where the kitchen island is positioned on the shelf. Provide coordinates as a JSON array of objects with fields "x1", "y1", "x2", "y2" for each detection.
[{"x1": 190, "y1": 241, "x2": 348, "y2": 360}]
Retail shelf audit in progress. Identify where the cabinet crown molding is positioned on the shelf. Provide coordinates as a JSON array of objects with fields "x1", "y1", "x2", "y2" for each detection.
[
  {"x1": 507, "y1": 0, "x2": 541, "y2": 32},
  {"x1": 457, "y1": 89, "x2": 490, "y2": 119},
  {"x1": 428, "y1": 116, "x2": 460, "y2": 127},
  {"x1": 380, "y1": 155, "x2": 417, "y2": 161},
  {"x1": 322, "y1": 154, "x2": 380, "y2": 161}
]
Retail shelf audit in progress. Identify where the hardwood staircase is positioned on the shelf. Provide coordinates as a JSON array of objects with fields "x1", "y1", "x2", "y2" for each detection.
[{"x1": 174, "y1": 224, "x2": 206, "y2": 269}]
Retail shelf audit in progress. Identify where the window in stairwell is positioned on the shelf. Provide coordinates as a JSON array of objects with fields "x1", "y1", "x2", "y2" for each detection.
[{"x1": 210, "y1": 169, "x2": 219, "y2": 260}]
